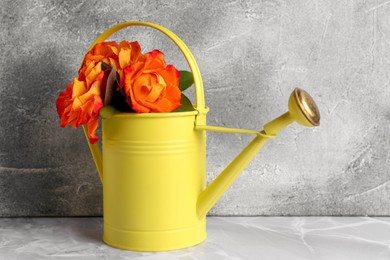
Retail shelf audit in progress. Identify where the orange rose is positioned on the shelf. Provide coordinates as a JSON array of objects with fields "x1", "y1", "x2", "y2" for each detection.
[
  {"x1": 79, "y1": 41, "x2": 119, "y2": 81},
  {"x1": 79, "y1": 41, "x2": 143, "y2": 84},
  {"x1": 56, "y1": 78, "x2": 104, "y2": 144},
  {"x1": 56, "y1": 60, "x2": 106, "y2": 143},
  {"x1": 122, "y1": 50, "x2": 181, "y2": 113},
  {"x1": 116, "y1": 41, "x2": 144, "y2": 86},
  {"x1": 117, "y1": 41, "x2": 144, "y2": 69}
]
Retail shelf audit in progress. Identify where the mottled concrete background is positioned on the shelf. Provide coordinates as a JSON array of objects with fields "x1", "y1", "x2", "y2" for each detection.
[{"x1": 0, "y1": 0, "x2": 389, "y2": 216}]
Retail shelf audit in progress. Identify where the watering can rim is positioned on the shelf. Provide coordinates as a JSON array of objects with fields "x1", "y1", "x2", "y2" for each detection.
[{"x1": 100, "y1": 106, "x2": 209, "y2": 119}]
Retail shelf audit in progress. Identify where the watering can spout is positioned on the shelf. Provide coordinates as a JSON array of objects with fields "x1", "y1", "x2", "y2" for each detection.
[{"x1": 196, "y1": 88, "x2": 320, "y2": 219}]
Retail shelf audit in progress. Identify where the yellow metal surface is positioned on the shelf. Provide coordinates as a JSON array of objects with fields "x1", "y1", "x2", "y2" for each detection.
[
  {"x1": 196, "y1": 125, "x2": 267, "y2": 136},
  {"x1": 102, "y1": 111, "x2": 207, "y2": 251}
]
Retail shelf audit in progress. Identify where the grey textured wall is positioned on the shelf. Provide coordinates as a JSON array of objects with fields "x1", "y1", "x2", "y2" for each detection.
[{"x1": 1, "y1": 0, "x2": 389, "y2": 216}]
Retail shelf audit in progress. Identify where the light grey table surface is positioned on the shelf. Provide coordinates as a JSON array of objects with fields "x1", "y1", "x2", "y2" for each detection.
[{"x1": 1, "y1": 217, "x2": 389, "y2": 259}]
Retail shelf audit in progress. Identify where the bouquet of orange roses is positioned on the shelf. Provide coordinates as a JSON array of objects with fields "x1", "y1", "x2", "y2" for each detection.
[{"x1": 56, "y1": 41, "x2": 194, "y2": 144}]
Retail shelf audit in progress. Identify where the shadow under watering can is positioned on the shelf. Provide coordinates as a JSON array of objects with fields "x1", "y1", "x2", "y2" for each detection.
[{"x1": 82, "y1": 21, "x2": 321, "y2": 251}]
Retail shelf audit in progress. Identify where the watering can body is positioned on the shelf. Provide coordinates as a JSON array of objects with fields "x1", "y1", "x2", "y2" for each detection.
[
  {"x1": 102, "y1": 111, "x2": 208, "y2": 250},
  {"x1": 81, "y1": 21, "x2": 320, "y2": 252}
]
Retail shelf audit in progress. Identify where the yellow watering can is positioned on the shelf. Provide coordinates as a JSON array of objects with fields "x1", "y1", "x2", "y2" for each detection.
[{"x1": 82, "y1": 21, "x2": 320, "y2": 251}]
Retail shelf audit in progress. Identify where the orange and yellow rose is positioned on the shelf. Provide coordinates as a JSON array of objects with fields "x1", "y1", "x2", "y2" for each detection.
[
  {"x1": 122, "y1": 50, "x2": 181, "y2": 113},
  {"x1": 56, "y1": 40, "x2": 183, "y2": 143},
  {"x1": 78, "y1": 41, "x2": 119, "y2": 81},
  {"x1": 56, "y1": 62, "x2": 105, "y2": 144}
]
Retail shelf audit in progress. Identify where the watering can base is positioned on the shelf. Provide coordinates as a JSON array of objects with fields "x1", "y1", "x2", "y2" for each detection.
[{"x1": 102, "y1": 220, "x2": 207, "y2": 251}]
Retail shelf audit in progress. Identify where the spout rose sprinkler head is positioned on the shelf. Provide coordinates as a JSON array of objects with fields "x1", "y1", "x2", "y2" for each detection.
[
  {"x1": 288, "y1": 88, "x2": 320, "y2": 127},
  {"x1": 263, "y1": 88, "x2": 320, "y2": 135}
]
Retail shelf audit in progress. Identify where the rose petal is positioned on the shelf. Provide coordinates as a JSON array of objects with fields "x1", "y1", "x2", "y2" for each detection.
[
  {"x1": 71, "y1": 79, "x2": 87, "y2": 99},
  {"x1": 143, "y1": 50, "x2": 165, "y2": 72},
  {"x1": 86, "y1": 62, "x2": 103, "y2": 88},
  {"x1": 87, "y1": 115, "x2": 100, "y2": 144},
  {"x1": 118, "y1": 47, "x2": 131, "y2": 69}
]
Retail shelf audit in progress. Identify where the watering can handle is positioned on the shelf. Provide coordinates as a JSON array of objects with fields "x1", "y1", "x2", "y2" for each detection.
[{"x1": 82, "y1": 21, "x2": 207, "y2": 182}]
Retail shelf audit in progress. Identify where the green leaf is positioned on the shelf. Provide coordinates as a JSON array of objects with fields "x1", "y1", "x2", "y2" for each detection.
[
  {"x1": 101, "y1": 62, "x2": 111, "y2": 71},
  {"x1": 179, "y1": 70, "x2": 194, "y2": 91},
  {"x1": 173, "y1": 94, "x2": 195, "y2": 112}
]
